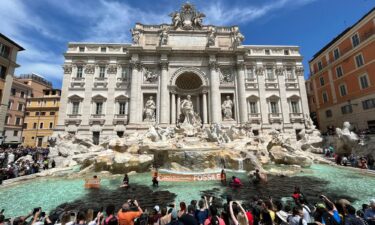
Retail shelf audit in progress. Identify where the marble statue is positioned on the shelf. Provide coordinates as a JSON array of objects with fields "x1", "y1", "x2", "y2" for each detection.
[
  {"x1": 169, "y1": 11, "x2": 182, "y2": 29},
  {"x1": 180, "y1": 95, "x2": 197, "y2": 125},
  {"x1": 233, "y1": 27, "x2": 244, "y2": 47},
  {"x1": 160, "y1": 28, "x2": 169, "y2": 46},
  {"x1": 143, "y1": 96, "x2": 156, "y2": 122},
  {"x1": 130, "y1": 29, "x2": 140, "y2": 45},
  {"x1": 220, "y1": 69, "x2": 233, "y2": 83},
  {"x1": 207, "y1": 27, "x2": 216, "y2": 47},
  {"x1": 169, "y1": 2, "x2": 205, "y2": 30},
  {"x1": 305, "y1": 113, "x2": 316, "y2": 130},
  {"x1": 222, "y1": 96, "x2": 234, "y2": 121},
  {"x1": 144, "y1": 69, "x2": 158, "y2": 83}
]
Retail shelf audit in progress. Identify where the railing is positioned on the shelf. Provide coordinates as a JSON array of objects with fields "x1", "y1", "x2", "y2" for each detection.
[
  {"x1": 91, "y1": 114, "x2": 105, "y2": 118},
  {"x1": 311, "y1": 28, "x2": 375, "y2": 76},
  {"x1": 67, "y1": 114, "x2": 81, "y2": 118}
]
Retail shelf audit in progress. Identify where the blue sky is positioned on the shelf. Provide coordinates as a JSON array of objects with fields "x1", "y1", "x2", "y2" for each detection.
[{"x1": 0, "y1": 0, "x2": 374, "y2": 88}]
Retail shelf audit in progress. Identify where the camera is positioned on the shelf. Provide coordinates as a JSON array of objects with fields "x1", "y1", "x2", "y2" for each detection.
[{"x1": 33, "y1": 207, "x2": 41, "y2": 215}]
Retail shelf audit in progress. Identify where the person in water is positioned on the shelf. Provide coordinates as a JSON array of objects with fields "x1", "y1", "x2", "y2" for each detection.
[
  {"x1": 230, "y1": 176, "x2": 243, "y2": 188},
  {"x1": 152, "y1": 170, "x2": 159, "y2": 187},
  {"x1": 121, "y1": 173, "x2": 129, "y2": 188},
  {"x1": 221, "y1": 169, "x2": 227, "y2": 186},
  {"x1": 252, "y1": 169, "x2": 267, "y2": 184}
]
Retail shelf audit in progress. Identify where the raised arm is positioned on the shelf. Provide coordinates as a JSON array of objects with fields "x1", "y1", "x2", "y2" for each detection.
[
  {"x1": 238, "y1": 202, "x2": 249, "y2": 223},
  {"x1": 229, "y1": 201, "x2": 239, "y2": 225},
  {"x1": 321, "y1": 195, "x2": 336, "y2": 211}
]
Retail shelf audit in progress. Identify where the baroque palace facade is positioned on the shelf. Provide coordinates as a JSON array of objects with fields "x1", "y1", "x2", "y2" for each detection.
[{"x1": 56, "y1": 3, "x2": 310, "y2": 142}]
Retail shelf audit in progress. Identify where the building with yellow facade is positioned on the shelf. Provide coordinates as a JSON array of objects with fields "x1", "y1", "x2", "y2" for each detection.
[{"x1": 23, "y1": 89, "x2": 61, "y2": 147}]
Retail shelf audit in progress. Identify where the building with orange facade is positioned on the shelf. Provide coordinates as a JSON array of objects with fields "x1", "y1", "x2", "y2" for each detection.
[
  {"x1": 0, "y1": 33, "x2": 24, "y2": 145},
  {"x1": 307, "y1": 7, "x2": 375, "y2": 132},
  {"x1": 22, "y1": 89, "x2": 60, "y2": 147},
  {"x1": 3, "y1": 78, "x2": 31, "y2": 146}
]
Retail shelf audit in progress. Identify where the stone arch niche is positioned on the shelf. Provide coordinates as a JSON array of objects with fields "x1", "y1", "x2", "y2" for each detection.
[{"x1": 169, "y1": 67, "x2": 209, "y2": 124}]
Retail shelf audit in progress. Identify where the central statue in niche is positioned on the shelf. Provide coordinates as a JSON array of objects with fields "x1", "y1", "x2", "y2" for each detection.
[{"x1": 179, "y1": 95, "x2": 201, "y2": 136}]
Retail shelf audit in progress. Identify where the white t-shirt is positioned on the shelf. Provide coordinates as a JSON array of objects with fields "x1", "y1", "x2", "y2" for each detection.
[{"x1": 302, "y1": 205, "x2": 312, "y2": 223}]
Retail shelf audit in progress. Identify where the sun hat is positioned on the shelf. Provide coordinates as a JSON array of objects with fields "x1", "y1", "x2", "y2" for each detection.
[{"x1": 276, "y1": 210, "x2": 289, "y2": 223}]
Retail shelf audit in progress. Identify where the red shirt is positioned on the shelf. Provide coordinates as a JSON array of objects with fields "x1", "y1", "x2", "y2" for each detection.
[{"x1": 246, "y1": 212, "x2": 254, "y2": 225}]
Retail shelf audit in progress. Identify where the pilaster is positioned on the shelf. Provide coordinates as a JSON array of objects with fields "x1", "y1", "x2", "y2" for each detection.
[
  {"x1": 236, "y1": 55, "x2": 247, "y2": 123},
  {"x1": 208, "y1": 55, "x2": 221, "y2": 124}
]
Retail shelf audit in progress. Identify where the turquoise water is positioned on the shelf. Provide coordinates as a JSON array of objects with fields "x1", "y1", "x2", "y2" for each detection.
[{"x1": 0, "y1": 164, "x2": 374, "y2": 218}]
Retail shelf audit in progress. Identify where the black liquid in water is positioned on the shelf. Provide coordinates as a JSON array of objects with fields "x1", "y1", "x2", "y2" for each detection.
[{"x1": 51, "y1": 175, "x2": 356, "y2": 215}]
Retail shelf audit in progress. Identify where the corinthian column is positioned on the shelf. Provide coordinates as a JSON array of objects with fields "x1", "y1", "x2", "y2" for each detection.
[
  {"x1": 209, "y1": 60, "x2": 221, "y2": 124},
  {"x1": 129, "y1": 60, "x2": 141, "y2": 124},
  {"x1": 159, "y1": 61, "x2": 170, "y2": 124},
  {"x1": 236, "y1": 61, "x2": 247, "y2": 123}
]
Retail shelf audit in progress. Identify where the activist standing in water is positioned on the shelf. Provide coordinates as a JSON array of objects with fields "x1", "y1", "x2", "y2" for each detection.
[
  {"x1": 121, "y1": 173, "x2": 129, "y2": 188},
  {"x1": 152, "y1": 169, "x2": 159, "y2": 187},
  {"x1": 221, "y1": 169, "x2": 227, "y2": 186}
]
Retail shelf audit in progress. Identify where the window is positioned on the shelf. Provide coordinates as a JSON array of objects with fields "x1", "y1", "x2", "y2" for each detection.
[
  {"x1": 8, "y1": 101, "x2": 12, "y2": 109},
  {"x1": 322, "y1": 92, "x2": 328, "y2": 103},
  {"x1": 20, "y1": 91, "x2": 25, "y2": 98},
  {"x1": 266, "y1": 68, "x2": 274, "y2": 80},
  {"x1": 99, "y1": 66, "x2": 105, "y2": 78},
  {"x1": 39, "y1": 123, "x2": 44, "y2": 129},
  {"x1": 79, "y1": 47, "x2": 85, "y2": 52},
  {"x1": 286, "y1": 68, "x2": 294, "y2": 79},
  {"x1": 355, "y1": 54, "x2": 364, "y2": 67},
  {"x1": 95, "y1": 102, "x2": 103, "y2": 115},
  {"x1": 339, "y1": 84, "x2": 347, "y2": 96},
  {"x1": 5, "y1": 116, "x2": 9, "y2": 125},
  {"x1": 265, "y1": 49, "x2": 270, "y2": 55},
  {"x1": 341, "y1": 105, "x2": 353, "y2": 114},
  {"x1": 320, "y1": 76, "x2": 325, "y2": 86},
  {"x1": 270, "y1": 101, "x2": 278, "y2": 114},
  {"x1": 15, "y1": 117, "x2": 21, "y2": 125},
  {"x1": 336, "y1": 66, "x2": 343, "y2": 78},
  {"x1": 13, "y1": 131, "x2": 18, "y2": 137},
  {"x1": 33, "y1": 123, "x2": 37, "y2": 129},
  {"x1": 333, "y1": 48, "x2": 340, "y2": 60},
  {"x1": 0, "y1": 43, "x2": 11, "y2": 58},
  {"x1": 50, "y1": 112, "x2": 55, "y2": 115},
  {"x1": 72, "y1": 102, "x2": 80, "y2": 115},
  {"x1": 40, "y1": 112, "x2": 46, "y2": 116},
  {"x1": 352, "y1": 34, "x2": 360, "y2": 47},
  {"x1": 291, "y1": 101, "x2": 299, "y2": 113},
  {"x1": 38, "y1": 100, "x2": 41, "y2": 106},
  {"x1": 250, "y1": 102, "x2": 258, "y2": 114},
  {"x1": 77, "y1": 66, "x2": 83, "y2": 78},
  {"x1": 318, "y1": 61, "x2": 323, "y2": 71},
  {"x1": 362, "y1": 98, "x2": 375, "y2": 110},
  {"x1": 101, "y1": 47, "x2": 106, "y2": 52},
  {"x1": 35, "y1": 112, "x2": 40, "y2": 116},
  {"x1": 23, "y1": 123, "x2": 27, "y2": 129},
  {"x1": 18, "y1": 103, "x2": 23, "y2": 111},
  {"x1": 119, "y1": 102, "x2": 126, "y2": 115},
  {"x1": 11, "y1": 88, "x2": 16, "y2": 96},
  {"x1": 49, "y1": 122, "x2": 53, "y2": 129},
  {"x1": 121, "y1": 67, "x2": 128, "y2": 79},
  {"x1": 359, "y1": 74, "x2": 369, "y2": 89},
  {"x1": 25, "y1": 112, "x2": 29, "y2": 116},
  {"x1": 0, "y1": 65, "x2": 7, "y2": 79},
  {"x1": 325, "y1": 110, "x2": 333, "y2": 118},
  {"x1": 246, "y1": 68, "x2": 255, "y2": 80},
  {"x1": 284, "y1": 50, "x2": 289, "y2": 55}
]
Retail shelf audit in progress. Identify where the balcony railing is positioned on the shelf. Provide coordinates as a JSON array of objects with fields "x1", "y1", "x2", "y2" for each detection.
[{"x1": 113, "y1": 114, "x2": 128, "y2": 124}]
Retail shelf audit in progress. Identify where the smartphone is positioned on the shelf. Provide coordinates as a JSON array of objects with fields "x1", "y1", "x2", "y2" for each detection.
[{"x1": 33, "y1": 207, "x2": 41, "y2": 215}]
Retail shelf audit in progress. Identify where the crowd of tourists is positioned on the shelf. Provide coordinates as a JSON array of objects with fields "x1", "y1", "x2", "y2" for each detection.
[
  {"x1": 0, "y1": 146, "x2": 53, "y2": 183},
  {"x1": 0, "y1": 186, "x2": 374, "y2": 225}
]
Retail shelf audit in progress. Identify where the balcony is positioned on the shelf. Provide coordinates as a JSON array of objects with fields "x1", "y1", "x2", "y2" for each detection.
[
  {"x1": 285, "y1": 78, "x2": 299, "y2": 89},
  {"x1": 289, "y1": 113, "x2": 304, "y2": 123},
  {"x1": 113, "y1": 114, "x2": 128, "y2": 125},
  {"x1": 94, "y1": 77, "x2": 108, "y2": 89},
  {"x1": 248, "y1": 113, "x2": 261, "y2": 124},
  {"x1": 265, "y1": 78, "x2": 278, "y2": 89},
  {"x1": 268, "y1": 113, "x2": 282, "y2": 123},
  {"x1": 89, "y1": 114, "x2": 105, "y2": 125},
  {"x1": 70, "y1": 77, "x2": 85, "y2": 89},
  {"x1": 65, "y1": 114, "x2": 82, "y2": 125}
]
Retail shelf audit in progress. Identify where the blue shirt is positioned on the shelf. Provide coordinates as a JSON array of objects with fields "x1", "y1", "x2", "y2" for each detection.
[
  {"x1": 322, "y1": 210, "x2": 341, "y2": 225},
  {"x1": 364, "y1": 208, "x2": 375, "y2": 221}
]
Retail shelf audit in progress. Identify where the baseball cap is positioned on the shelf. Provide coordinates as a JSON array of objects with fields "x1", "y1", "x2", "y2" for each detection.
[{"x1": 316, "y1": 203, "x2": 326, "y2": 209}]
